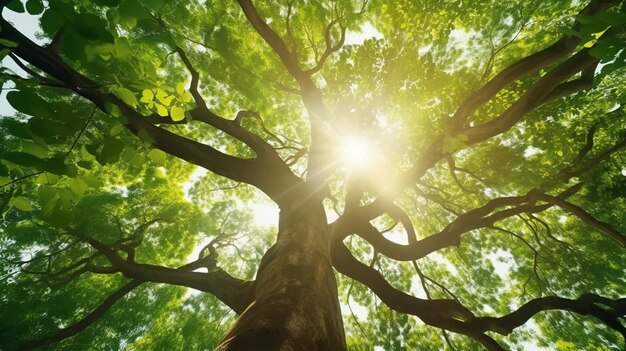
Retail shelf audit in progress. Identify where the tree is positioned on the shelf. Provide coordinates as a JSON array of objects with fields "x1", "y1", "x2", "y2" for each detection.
[{"x1": 1, "y1": 0, "x2": 626, "y2": 349}]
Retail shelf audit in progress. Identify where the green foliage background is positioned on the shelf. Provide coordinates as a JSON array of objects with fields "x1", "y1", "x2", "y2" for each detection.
[{"x1": 1, "y1": 0, "x2": 625, "y2": 350}]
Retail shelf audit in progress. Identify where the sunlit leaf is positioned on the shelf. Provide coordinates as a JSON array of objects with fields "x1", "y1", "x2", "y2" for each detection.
[
  {"x1": 170, "y1": 106, "x2": 185, "y2": 122},
  {"x1": 147, "y1": 148, "x2": 166, "y2": 166},
  {"x1": 11, "y1": 196, "x2": 33, "y2": 211}
]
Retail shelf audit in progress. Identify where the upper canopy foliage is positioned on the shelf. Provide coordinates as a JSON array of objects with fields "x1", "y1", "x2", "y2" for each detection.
[{"x1": 1, "y1": 0, "x2": 626, "y2": 350}]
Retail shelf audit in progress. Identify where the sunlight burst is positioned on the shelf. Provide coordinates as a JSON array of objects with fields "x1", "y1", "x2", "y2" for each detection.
[{"x1": 340, "y1": 137, "x2": 371, "y2": 168}]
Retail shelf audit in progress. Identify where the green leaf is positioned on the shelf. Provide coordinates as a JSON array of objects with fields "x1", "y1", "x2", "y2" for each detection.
[
  {"x1": 143, "y1": 0, "x2": 164, "y2": 10},
  {"x1": 36, "y1": 173, "x2": 59, "y2": 185},
  {"x1": 69, "y1": 178, "x2": 88, "y2": 196},
  {"x1": 156, "y1": 89, "x2": 174, "y2": 106},
  {"x1": 105, "y1": 102, "x2": 122, "y2": 117},
  {"x1": 6, "y1": 90, "x2": 50, "y2": 118},
  {"x1": 97, "y1": 137, "x2": 124, "y2": 165},
  {"x1": 6, "y1": 0, "x2": 25, "y2": 13},
  {"x1": 60, "y1": 31, "x2": 88, "y2": 60},
  {"x1": 2, "y1": 151, "x2": 42, "y2": 167},
  {"x1": 137, "y1": 128, "x2": 155, "y2": 144},
  {"x1": 156, "y1": 103, "x2": 168, "y2": 117},
  {"x1": 0, "y1": 38, "x2": 19, "y2": 48},
  {"x1": 76, "y1": 160, "x2": 93, "y2": 169},
  {"x1": 140, "y1": 89, "x2": 154, "y2": 103},
  {"x1": 180, "y1": 91, "x2": 193, "y2": 103},
  {"x1": 119, "y1": 0, "x2": 149, "y2": 28},
  {"x1": 72, "y1": 13, "x2": 114, "y2": 42},
  {"x1": 39, "y1": 156, "x2": 72, "y2": 176},
  {"x1": 85, "y1": 42, "x2": 116, "y2": 61},
  {"x1": 21, "y1": 140, "x2": 47, "y2": 158},
  {"x1": 28, "y1": 117, "x2": 73, "y2": 143},
  {"x1": 38, "y1": 185, "x2": 57, "y2": 204},
  {"x1": 11, "y1": 196, "x2": 33, "y2": 211},
  {"x1": 0, "y1": 48, "x2": 11, "y2": 60},
  {"x1": 80, "y1": 175, "x2": 102, "y2": 188},
  {"x1": 40, "y1": 9, "x2": 66, "y2": 34},
  {"x1": 25, "y1": 0, "x2": 44, "y2": 15},
  {"x1": 115, "y1": 37, "x2": 131, "y2": 60},
  {"x1": 114, "y1": 87, "x2": 138, "y2": 107},
  {"x1": 148, "y1": 148, "x2": 166, "y2": 166},
  {"x1": 170, "y1": 106, "x2": 185, "y2": 122},
  {"x1": 176, "y1": 82, "x2": 186, "y2": 96},
  {"x1": 110, "y1": 124, "x2": 125, "y2": 137}
]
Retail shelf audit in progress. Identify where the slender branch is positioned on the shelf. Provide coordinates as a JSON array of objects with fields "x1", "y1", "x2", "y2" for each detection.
[
  {"x1": 236, "y1": 0, "x2": 302, "y2": 79},
  {"x1": 304, "y1": 20, "x2": 346, "y2": 75},
  {"x1": 0, "y1": 171, "x2": 43, "y2": 188},
  {"x1": 19, "y1": 280, "x2": 142, "y2": 351},
  {"x1": 8, "y1": 53, "x2": 65, "y2": 87},
  {"x1": 537, "y1": 194, "x2": 626, "y2": 247}
]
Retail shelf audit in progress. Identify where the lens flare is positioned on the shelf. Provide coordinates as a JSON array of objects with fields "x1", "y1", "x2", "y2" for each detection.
[{"x1": 340, "y1": 137, "x2": 371, "y2": 168}]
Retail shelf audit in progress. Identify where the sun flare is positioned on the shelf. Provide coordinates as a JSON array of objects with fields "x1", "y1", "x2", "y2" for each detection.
[{"x1": 339, "y1": 137, "x2": 371, "y2": 168}]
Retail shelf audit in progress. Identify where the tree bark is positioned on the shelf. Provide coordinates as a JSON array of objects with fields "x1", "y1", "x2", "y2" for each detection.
[{"x1": 215, "y1": 200, "x2": 346, "y2": 350}]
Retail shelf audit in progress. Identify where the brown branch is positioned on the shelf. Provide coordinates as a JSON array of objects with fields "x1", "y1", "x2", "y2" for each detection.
[
  {"x1": 0, "y1": 16, "x2": 306, "y2": 207},
  {"x1": 448, "y1": 0, "x2": 620, "y2": 131},
  {"x1": 536, "y1": 194, "x2": 626, "y2": 247},
  {"x1": 8, "y1": 53, "x2": 65, "y2": 87},
  {"x1": 236, "y1": 0, "x2": 302, "y2": 79},
  {"x1": 19, "y1": 280, "x2": 142, "y2": 351},
  {"x1": 87, "y1": 239, "x2": 253, "y2": 313},
  {"x1": 19, "y1": 244, "x2": 252, "y2": 350},
  {"x1": 333, "y1": 236, "x2": 626, "y2": 348},
  {"x1": 534, "y1": 61, "x2": 598, "y2": 108},
  {"x1": 473, "y1": 294, "x2": 626, "y2": 338},
  {"x1": 236, "y1": 0, "x2": 337, "y2": 194},
  {"x1": 463, "y1": 48, "x2": 597, "y2": 144},
  {"x1": 304, "y1": 20, "x2": 346, "y2": 75}
]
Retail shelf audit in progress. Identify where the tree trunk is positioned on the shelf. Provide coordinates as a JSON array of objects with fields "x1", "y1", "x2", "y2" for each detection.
[{"x1": 215, "y1": 201, "x2": 346, "y2": 351}]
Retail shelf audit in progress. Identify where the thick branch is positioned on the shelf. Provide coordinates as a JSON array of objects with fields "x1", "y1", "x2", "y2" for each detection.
[
  {"x1": 332, "y1": 238, "x2": 626, "y2": 347},
  {"x1": 464, "y1": 48, "x2": 597, "y2": 144},
  {"x1": 0, "y1": 16, "x2": 303, "y2": 206},
  {"x1": 448, "y1": 0, "x2": 620, "y2": 130},
  {"x1": 88, "y1": 239, "x2": 253, "y2": 313},
  {"x1": 473, "y1": 294, "x2": 626, "y2": 337}
]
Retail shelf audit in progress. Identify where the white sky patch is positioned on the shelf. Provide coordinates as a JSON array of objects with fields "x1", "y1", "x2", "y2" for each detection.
[
  {"x1": 341, "y1": 296, "x2": 369, "y2": 321},
  {"x1": 344, "y1": 22, "x2": 384, "y2": 45},
  {"x1": 375, "y1": 112, "x2": 388, "y2": 128},
  {"x1": 524, "y1": 146, "x2": 542, "y2": 158},
  {"x1": 446, "y1": 29, "x2": 481, "y2": 70},
  {"x1": 382, "y1": 229, "x2": 409, "y2": 245},
  {"x1": 487, "y1": 249, "x2": 515, "y2": 279},
  {"x1": 251, "y1": 202, "x2": 279, "y2": 228},
  {"x1": 325, "y1": 206, "x2": 339, "y2": 223},
  {"x1": 621, "y1": 169, "x2": 626, "y2": 176},
  {"x1": 409, "y1": 275, "x2": 428, "y2": 299},
  {"x1": 417, "y1": 44, "x2": 432, "y2": 56}
]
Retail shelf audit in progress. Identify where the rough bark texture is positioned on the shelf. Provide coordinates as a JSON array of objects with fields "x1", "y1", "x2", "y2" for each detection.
[{"x1": 215, "y1": 200, "x2": 346, "y2": 351}]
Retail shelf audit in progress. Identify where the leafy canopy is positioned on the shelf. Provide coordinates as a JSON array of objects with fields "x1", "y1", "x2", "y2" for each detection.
[{"x1": 1, "y1": 0, "x2": 626, "y2": 350}]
